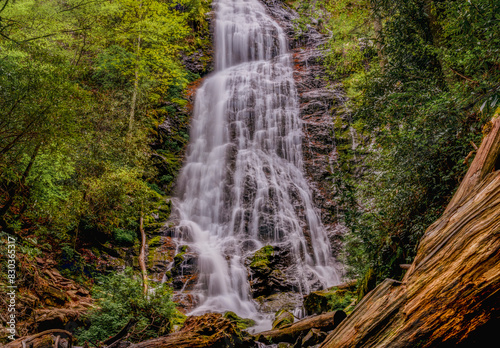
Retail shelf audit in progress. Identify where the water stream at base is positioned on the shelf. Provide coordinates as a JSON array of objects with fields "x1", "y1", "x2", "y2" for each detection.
[{"x1": 171, "y1": 0, "x2": 341, "y2": 331}]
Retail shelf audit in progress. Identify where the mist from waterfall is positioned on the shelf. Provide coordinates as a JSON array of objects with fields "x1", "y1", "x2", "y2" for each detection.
[{"x1": 170, "y1": 0, "x2": 341, "y2": 329}]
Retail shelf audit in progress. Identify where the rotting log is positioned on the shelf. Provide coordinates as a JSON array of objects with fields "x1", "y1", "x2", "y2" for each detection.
[
  {"x1": 127, "y1": 313, "x2": 254, "y2": 348},
  {"x1": 256, "y1": 310, "x2": 346, "y2": 344},
  {"x1": 320, "y1": 116, "x2": 500, "y2": 348},
  {"x1": 5, "y1": 329, "x2": 73, "y2": 348}
]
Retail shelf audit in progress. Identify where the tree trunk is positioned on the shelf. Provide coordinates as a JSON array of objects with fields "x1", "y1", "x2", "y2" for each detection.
[
  {"x1": 102, "y1": 318, "x2": 137, "y2": 347},
  {"x1": 423, "y1": 0, "x2": 454, "y2": 87},
  {"x1": 0, "y1": 143, "x2": 41, "y2": 222},
  {"x1": 445, "y1": 114, "x2": 500, "y2": 214},
  {"x1": 373, "y1": 13, "x2": 385, "y2": 70},
  {"x1": 129, "y1": 33, "x2": 141, "y2": 135},
  {"x1": 139, "y1": 213, "x2": 148, "y2": 295}
]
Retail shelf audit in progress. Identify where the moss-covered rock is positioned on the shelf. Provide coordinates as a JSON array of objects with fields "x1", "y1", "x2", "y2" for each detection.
[
  {"x1": 247, "y1": 244, "x2": 298, "y2": 297},
  {"x1": 148, "y1": 235, "x2": 162, "y2": 247},
  {"x1": 249, "y1": 245, "x2": 274, "y2": 271},
  {"x1": 169, "y1": 245, "x2": 198, "y2": 290},
  {"x1": 303, "y1": 287, "x2": 356, "y2": 315},
  {"x1": 223, "y1": 311, "x2": 256, "y2": 329},
  {"x1": 173, "y1": 245, "x2": 189, "y2": 267},
  {"x1": 273, "y1": 309, "x2": 294, "y2": 329}
]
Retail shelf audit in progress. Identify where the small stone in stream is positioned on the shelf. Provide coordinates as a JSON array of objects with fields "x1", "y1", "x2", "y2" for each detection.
[{"x1": 273, "y1": 309, "x2": 295, "y2": 329}]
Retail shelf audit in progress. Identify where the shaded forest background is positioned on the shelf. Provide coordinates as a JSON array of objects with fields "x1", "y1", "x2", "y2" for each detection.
[{"x1": 0, "y1": 0, "x2": 499, "y2": 344}]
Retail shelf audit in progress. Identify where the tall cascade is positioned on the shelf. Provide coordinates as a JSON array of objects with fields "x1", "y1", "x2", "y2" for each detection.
[{"x1": 171, "y1": 0, "x2": 341, "y2": 325}]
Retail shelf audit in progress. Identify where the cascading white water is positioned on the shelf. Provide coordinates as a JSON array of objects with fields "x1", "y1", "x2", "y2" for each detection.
[{"x1": 172, "y1": 0, "x2": 341, "y2": 328}]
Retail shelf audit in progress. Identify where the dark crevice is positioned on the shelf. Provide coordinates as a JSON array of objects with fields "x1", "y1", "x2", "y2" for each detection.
[{"x1": 494, "y1": 153, "x2": 500, "y2": 171}]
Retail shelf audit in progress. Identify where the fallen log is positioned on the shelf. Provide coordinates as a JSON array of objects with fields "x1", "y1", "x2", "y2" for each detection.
[
  {"x1": 5, "y1": 329, "x2": 73, "y2": 348},
  {"x1": 256, "y1": 310, "x2": 346, "y2": 344},
  {"x1": 127, "y1": 313, "x2": 254, "y2": 348},
  {"x1": 445, "y1": 113, "x2": 500, "y2": 214}
]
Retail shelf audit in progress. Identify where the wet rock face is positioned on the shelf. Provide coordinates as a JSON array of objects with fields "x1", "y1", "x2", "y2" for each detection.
[
  {"x1": 163, "y1": 242, "x2": 199, "y2": 292},
  {"x1": 263, "y1": 0, "x2": 348, "y2": 258},
  {"x1": 292, "y1": 45, "x2": 348, "y2": 258},
  {"x1": 255, "y1": 292, "x2": 304, "y2": 313},
  {"x1": 247, "y1": 244, "x2": 300, "y2": 298}
]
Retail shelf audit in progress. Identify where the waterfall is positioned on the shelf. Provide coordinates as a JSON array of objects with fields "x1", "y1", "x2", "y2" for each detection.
[{"x1": 171, "y1": 0, "x2": 341, "y2": 327}]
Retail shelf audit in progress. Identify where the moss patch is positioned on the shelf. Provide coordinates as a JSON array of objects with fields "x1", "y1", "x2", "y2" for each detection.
[
  {"x1": 272, "y1": 309, "x2": 294, "y2": 329},
  {"x1": 303, "y1": 287, "x2": 356, "y2": 315},
  {"x1": 223, "y1": 311, "x2": 256, "y2": 330},
  {"x1": 249, "y1": 245, "x2": 274, "y2": 271}
]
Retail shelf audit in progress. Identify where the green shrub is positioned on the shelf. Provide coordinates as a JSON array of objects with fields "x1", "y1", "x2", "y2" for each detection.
[
  {"x1": 113, "y1": 228, "x2": 136, "y2": 245},
  {"x1": 77, "y1": 269, "x2": 182, "y2": 344}
]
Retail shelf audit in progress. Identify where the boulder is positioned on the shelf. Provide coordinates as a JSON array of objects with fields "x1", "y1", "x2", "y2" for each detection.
[
  {"x1": 297, "y1": 328, "x2": 327, "y2": 347},
  {"x1": 255, "y1": 292, "x2": 303, "y2": 313},
  {"x1": 303, "y1": 287, "x2": 355, "y2": 315},
  {"x1": 223, "y1": 311, "x2": 256, "y2": 330},
  {"x1": 272, "y1": 310, "x2": 294, "y2": 329},
  {"x1": 247, "y1": 244, "x2": 299, "y2": 298}
]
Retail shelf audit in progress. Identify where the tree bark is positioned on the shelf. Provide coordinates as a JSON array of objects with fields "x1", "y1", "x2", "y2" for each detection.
[
  {"x1": 139, "y1": 213, "x2": 148, "y2": 295},
  {"x1": 4, "y1": 329, "x2": 73, "y2": 348},
  {"x1": 445, "y1": 114, "x2": 500, "y2": 214},
  {"x1": 373, "y1": 13, "x2": 385, "y2": 70},
  {"x1": 129, "y1": 32, "x2": 141, "y2": 135}
]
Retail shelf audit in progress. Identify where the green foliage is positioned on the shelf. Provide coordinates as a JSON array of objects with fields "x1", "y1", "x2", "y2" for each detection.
[
  {"x1": 77, "y1": 270, "x2": 181, "y2": 344},
  {"x1": 299, "y1": 0, "x2": 500, "y2": 292},
  {"x1": 326, "y1": 289, "x2": 355, "y2": 313},
  {"x1": 113, "y1": 228, "x2": 136, "y2": 245},
  {"x1": 0, "y1": 0, "x2": 211, "y2": 257}
]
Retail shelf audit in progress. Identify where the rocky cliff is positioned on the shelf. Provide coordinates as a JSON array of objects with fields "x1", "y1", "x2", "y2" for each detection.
[{"x1": 262, "y1": 0, "x2": 348, "y2": 257}]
